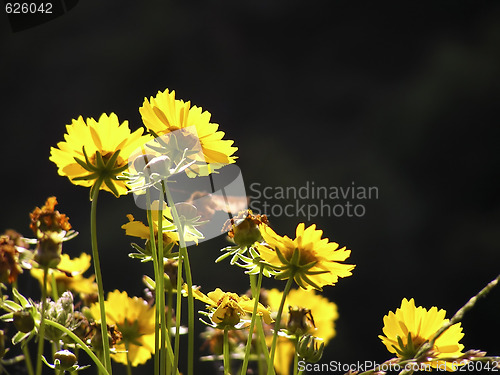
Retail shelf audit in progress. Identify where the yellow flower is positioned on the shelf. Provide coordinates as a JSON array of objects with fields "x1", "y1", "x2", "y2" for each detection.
[
  {"x1": 50, "y1": 113, "x2": 152, "y2": 197},
  {"x1": 139, "y1": 89, "x2": 237, "y2": 175},
  {"x1": 267, "y1": 288, "x2": 338, "y2": 375},
  {"x1": 379, "y1": 298, "x2": 465, "y2": 371},
  {"x1": 188, "y1": 286, "x2": 273, "y2": 327},
  {"x1": 122, "y1": 214, "x2": 178, "y2": 247},
  {"x1": 31, "y1": 253, "x2": 97, "y2": 296},
  {"x1": 122, "y1": 202, "x2": 202, "y2": 245},
  {"x1": 90, "y1": 290, "x2": 155, "y2": 367},
  {"x1": 256, "y1": 223, "x2": 355, "y2": 290}
]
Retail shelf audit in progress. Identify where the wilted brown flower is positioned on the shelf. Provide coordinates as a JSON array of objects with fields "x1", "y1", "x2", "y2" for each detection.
[
  {"x1": 0, "y1": 235, "x2": 23, "y2": 284},
  {"x1": 29, "y1": 197, "x2": 71, "y2": 235}
]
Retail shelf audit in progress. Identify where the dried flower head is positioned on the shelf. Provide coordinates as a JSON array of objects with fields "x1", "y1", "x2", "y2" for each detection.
[
  {"x1": 29, "y1": 197, "x2": 71, "y2": 236},
  {"x1": 0, "y1": 235, "x2": 23, "y2": 284}
]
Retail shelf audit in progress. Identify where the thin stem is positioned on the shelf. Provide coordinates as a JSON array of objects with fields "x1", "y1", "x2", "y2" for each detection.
[
  {"x1": 90, "y1": 178, "x2": 112, "y2": 374},
  {"x1": 414, "y1": 273, "x2": 500, "y2": 361},
  {"x1": 255, "y1": 317, "x2": 271, "y2": 369},
  {"x1": 223, "y1": 326, "x2": 231, "y2": 375},
  {"x1": 293, "y1": 338, "x2": 299, "y2": 375},
  {"x1": 267, "y1": 277, "x2": 294, "y2": 375},
  {"x1": 12, "y1": 281, "x2": 35, "y2": 375},
  {"x1": 50, "y1": 270, "x2": 59, "y2": 301},
  {"x1": 163, "y1": 181, "x2": 194, "y2": 375},
  {"x1": 125, "y1": 342, "x2": 133, "y2": 375},
  {"x1": 166, "y1": 284, "x2": 174, "y2": 375},
  {"x1": 44, "y1": 320, "x2": 110, "y2": 375},
  {"x1": 240, "y1": 268, "x2": 264, "y2": 375},
  {"x1": 156, "y1": 189, "x2": 167, "y2": 375},
  {"x1": 145, "y1": 185, "x2": 161, "y2": 375},
  {"x1": 173, "y1": 246, "x2": 182, "y2": 374},
  {"x1": 35, "y1": 267, "x2": 48, "y2": 375},
  {"x1": 22, "y1": 344, "x2": 35, "y2": 375},
  {"x1": 429, "y1": 273, "x2": 500, "y2": 350}
]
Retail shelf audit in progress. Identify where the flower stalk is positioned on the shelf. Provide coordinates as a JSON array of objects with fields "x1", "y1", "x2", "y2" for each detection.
[
  {"x1": 44, "y1": 319, "x2": 110, "y2": 375},
  {"x1": 90, "y1": 178, "x2": 112, "y2": 374},
  {"x1": 240, "y1": 268, "x2": 264, "y2": 375},
  {"x1": 35, "y1": 267, "x2": 48, "y2": 375},
  {"x1": 163, "y1": 181, "x2": 195, "y2": 375},
  {"x1": 223, "y1": 326, "x2": 231, "y2": 375},
  {"x1": 267, "y1": 276, "x2": 294, "y2": 375}
]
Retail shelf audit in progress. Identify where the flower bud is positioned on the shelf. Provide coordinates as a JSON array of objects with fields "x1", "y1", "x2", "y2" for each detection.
[
  {"x1": 144, "y1": 155, "x2": 172, "y2": 178},
  {"x1": 297, "y1": 335, "x2": 324, "y2": 363},
  {"x1": 133, "y1": 153, "x2": 156, "y2": 173},
  {"x1": 54, "y1": 349, "x2": 77, "y2": 370},
  {"x1": 287, "y1": 306, "x2": 315, "y2": 336},
  {"x1": 223, "y1": 210, "x2": 269, "y2": 248},
  {"x1": 13, "y1": 310, "x2": 35, "y2": 333},
  {"x1": 34, "y1": 232, "x2": 63, "y2": 268},
  {"x1": 163, "y1": 259, "x2": 179, "y2": 288}
]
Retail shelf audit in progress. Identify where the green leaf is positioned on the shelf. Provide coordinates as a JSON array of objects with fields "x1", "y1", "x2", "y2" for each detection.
[
  {"x1": 1, "y1": 300, "x2": 21, "y2": 312},
  {"x1": 12, "y1": 288, "x2": 31, "y2": 308},
  {"x1": 12, "y1": 331, "x2": 30, "y2": 345}
]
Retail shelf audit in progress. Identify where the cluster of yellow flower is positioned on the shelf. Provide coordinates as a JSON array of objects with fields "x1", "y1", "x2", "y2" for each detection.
[{"x1": 0, "y1": 88, "x2": 497, "y2": 375}]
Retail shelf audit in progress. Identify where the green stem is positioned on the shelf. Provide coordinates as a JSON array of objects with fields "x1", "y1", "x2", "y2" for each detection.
[
  {"x1": 173, "y1": 247, "x2": 182, "y2": 374},
  {"x1": 44, "y1": 320, "x2": 110, "y2": 375},
  {"x1": 156, "y1": 190, "x2": 167, "y2": 375},
  {"x1": 90, "y1": 178, "x2": 112, "y2": 374},
  {"x1": 145, "y1": 186, "x2": 161, "y2": 375},
  {"x1": 166, "y1": 285, "x2": 173, "y2": 375},
  {"x1": 163, "y1": 181, "x2": 194, "y2": 375},
  {"x1": 35, "y1": 267, "x2": 48, "y2": 375},
  {"x1": 293, "y1": 338, "x2": 299, "y2": 375},
  {"x1": 427, "y1": 273, "x2": 500, "y2": 350},
  {"x1": 267, "y1": 277, "x2": 294, "y2": 375},
  {"x1": 12, "y1": 281, "x2": 35, "y2": 375},
  {"x1": 223, "y1": 326, "x2": 231, "y2": 375},
  {"x1": 125, "y1": 342, "x2": 133, "y2": 375},
  {"x1": 240, "y1": 268, "x2": 264, "y2": 375},
  {"x1": 50, "y1": 270, "x2": 59, "y2": 301},
  {"x1": 255, "y1": 317, "x2": 271, "y2": 369},
  {"x1": 22, "y1": 344, "x2": 35, "y2": 375}
]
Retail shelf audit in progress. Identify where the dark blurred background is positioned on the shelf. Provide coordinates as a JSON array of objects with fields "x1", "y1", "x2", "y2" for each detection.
[{"x1": 2, "y1": 1, "x2": 500, "y2": 374}]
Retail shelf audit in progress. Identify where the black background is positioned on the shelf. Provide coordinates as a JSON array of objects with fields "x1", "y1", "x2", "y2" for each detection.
[{"x1": 2, "y1": 1, "x2": 500, "y2": 374}]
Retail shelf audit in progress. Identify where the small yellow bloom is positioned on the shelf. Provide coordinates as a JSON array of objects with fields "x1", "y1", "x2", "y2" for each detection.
[
  {"x1": 50, "y1": 113, "x2": 152, "y2": 197},
  {"x1": 379, "y1": 298, "x2": 465, "y2": 371},
  {"x1": 31, "y1": 253, "x2": 97, "y2": 296},
  {"x1": 122, "y1": 214, "x2": 178, "y2": 246},
  {"x1": 122, "y1": 204, "x2": 201, "y2": 246},
  {"x1": 139, "y1": 89, "x2": 237, "y2": 175},
  {"x1": 256, "y1": 223, "x2": 355, "y2": 290},
  {"x1": 90, "y1": 290, "x2": 155, "y2": 367},
  {"x1": 188, "y1": 286, "x2": 273, "y2": 327},
  {"x1": 267, "y1": 288, "x2": 338, "y2": 375}
]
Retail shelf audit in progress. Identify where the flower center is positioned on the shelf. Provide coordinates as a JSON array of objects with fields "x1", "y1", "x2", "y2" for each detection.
[
  {"x1": 89, "y1": 151, "x2": 125, "y2": 170},
  {"x1": 117, "y1": 318, "x2": 143, "y2": 346},
  {"x1": 298, "y1": 249, "x2": 319, "y2": 266},
  {"x1": 394, "y1": 333, "x2": 427, "y2": 360}
]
